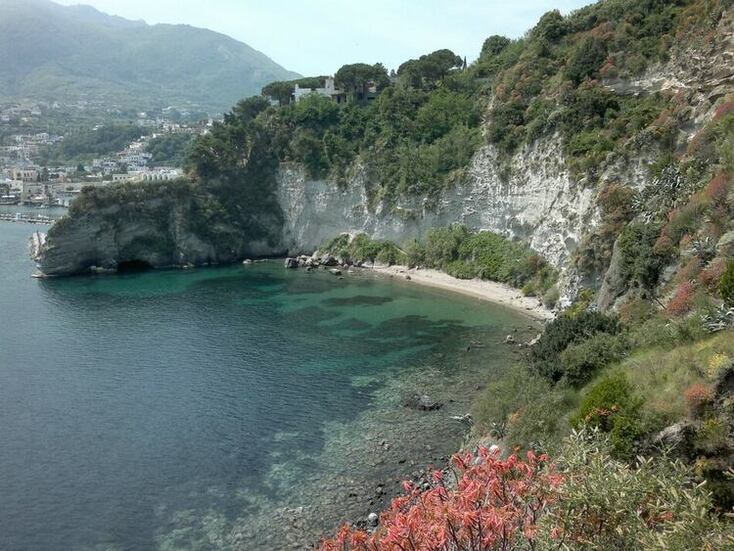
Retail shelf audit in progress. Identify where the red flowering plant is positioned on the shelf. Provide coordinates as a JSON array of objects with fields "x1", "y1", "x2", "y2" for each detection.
[
  {"x1": 666, "y1": 281, "x2": 696, "y2": 317},
  {"x1": 705, "y1": 171, "x2": 730, "y2": 206},
  {"x1": 683, "y1": 383, "x2": 715, "y2": 417},
  {"x1": 319, "y1": 448, "x2": 563, "y2": 551}
]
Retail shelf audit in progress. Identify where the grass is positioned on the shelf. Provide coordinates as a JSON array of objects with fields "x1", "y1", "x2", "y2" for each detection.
[
  {"x1": 609, "y1": 330, "x2": 734, "y2": 425},
  {"x1": 471, "y1": 321, "x2": 734, "y2": 456}
]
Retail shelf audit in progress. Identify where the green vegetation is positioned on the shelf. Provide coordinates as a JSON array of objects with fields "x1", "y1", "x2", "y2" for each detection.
[
  {"x1": 547, "y1": 430, "x2": 734, "y2": 550},
  {"x1": 146, "y1": 134, "x2": 196, "y2": 167},
  {"x1": 319, "y1": 226, "x2": 557, "y2": 298},
  {"x1": 410, "y1": 225, "x2": 557, "y2": 297},
  {"x1": 473, "y1": 296, "x2": 734, "y2": 504},
  {"x1": 321, "y1": 233, "x2": 406, "y2": 266},
  {"x1": 618, "y1": 222, "x2": 668, "y2": 291},
  {"x1": 335, "y1": 63, "x2": 389, "y2": 102},
  {"x1": 529, "y1": 311, "x2": 621, "y2": 384},
  {"x1": 397, "y1": 49, "x2": 464, "y2": 88},
  {"x1": 185, "y1": 96, "x2": 283, "y2": 244},
  {"x1": 46, "y1": 124, "x2": 147, "y2": 162},
  {"x1": 256, "y1": 66, "x2": 482, "y2": 201},
  {"x1": 170, "y1": 0, "x2": 732, "y2": 217},
  {"x1": 477, "y1": 0, "x2": 729, "y2": 177},
  {"x1": 262, "y1": 77, "x2": 329, "y2": 105}
]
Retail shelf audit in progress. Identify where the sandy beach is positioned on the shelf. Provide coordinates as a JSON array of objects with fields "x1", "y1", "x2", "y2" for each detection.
[{"x1": 370, "y1": 265, "x2": 555, "y2": 322}]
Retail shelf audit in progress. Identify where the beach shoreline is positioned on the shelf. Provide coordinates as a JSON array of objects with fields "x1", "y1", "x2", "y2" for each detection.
[{"x1": 368, "y1": 265, "x2": 555, "y2": 322}]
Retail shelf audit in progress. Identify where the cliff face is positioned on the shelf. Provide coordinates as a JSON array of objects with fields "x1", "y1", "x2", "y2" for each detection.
[
  {"x1": 278, "y1": 136, "x2": 594, "y2": 268},
  {"x1": 37, "y1": 193, "x2": 281, "y2": 276}
]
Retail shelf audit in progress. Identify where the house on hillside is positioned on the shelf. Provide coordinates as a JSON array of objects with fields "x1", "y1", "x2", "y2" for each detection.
[{"x1": 293, "y1": 77, "x2": 347, "y2": 104}]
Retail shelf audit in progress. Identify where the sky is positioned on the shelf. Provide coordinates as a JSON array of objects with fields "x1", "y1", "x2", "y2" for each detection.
[{"x1": 55, "y1": 0, "x2": 593, "y2": 75}]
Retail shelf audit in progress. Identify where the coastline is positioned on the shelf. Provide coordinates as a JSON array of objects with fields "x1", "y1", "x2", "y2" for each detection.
[{"x1": 368, "y1": 265, "x2": 555, "y2": 322}]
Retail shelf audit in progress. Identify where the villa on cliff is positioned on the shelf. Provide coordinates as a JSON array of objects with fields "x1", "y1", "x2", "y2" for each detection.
[{"x1": 293, "y1": 77, "x2": 348, "y2": 104}]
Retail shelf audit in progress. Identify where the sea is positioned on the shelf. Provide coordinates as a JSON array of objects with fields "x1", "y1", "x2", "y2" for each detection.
[{"x1": 0, "y1": 208, "x2": 535, "y2": 550}]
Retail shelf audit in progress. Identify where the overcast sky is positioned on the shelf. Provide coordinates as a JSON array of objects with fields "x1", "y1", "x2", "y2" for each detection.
[{"x1": 55, "y1": 0, "x2": 593, "y2": 75}]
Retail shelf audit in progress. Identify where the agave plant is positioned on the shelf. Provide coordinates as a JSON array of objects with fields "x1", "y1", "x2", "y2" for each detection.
[{"x1": 701, "y1": 304, "x2": 734, "y2": 333}]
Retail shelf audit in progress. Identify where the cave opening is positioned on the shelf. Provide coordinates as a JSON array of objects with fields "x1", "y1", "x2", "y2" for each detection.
[{"x1": 117, "y1": 259, "x2": 153, "y2": 273}]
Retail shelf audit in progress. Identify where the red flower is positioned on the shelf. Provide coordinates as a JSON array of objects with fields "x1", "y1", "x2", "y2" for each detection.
[{"x1": 319, "y1": 447, "x2": 563, "y2": 550}]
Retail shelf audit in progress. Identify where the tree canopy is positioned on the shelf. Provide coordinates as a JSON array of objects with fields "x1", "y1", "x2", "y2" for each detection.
[
  {"x1": 480, "y1": 35, "x2": 511, "y2": 59},
  {"x1": 397, "y1": 49, "x2": 463, "y2": 88},
  {"x1": 334, "y1": 63, "x2": 389, "y2": 101}
]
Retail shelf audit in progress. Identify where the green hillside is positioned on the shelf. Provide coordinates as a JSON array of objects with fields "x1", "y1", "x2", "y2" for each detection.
[{"x1": 0, "y1": 0, "x2": 299, "y2": 112}]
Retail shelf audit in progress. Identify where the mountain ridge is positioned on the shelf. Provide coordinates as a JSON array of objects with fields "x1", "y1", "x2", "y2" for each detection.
[{"x1": 0, "y1": 0, "x2": 300, "y2": 112}]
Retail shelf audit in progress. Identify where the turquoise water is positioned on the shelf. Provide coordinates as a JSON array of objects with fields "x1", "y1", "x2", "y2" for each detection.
[{"x1": 0, "y1": 220, "x2": 534, "y2": 550}]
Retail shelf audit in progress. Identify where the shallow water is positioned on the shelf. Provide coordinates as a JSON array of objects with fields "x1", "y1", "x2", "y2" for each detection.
[{"x1": 0, "y1": 220, "x2": 535, "y2": 550}]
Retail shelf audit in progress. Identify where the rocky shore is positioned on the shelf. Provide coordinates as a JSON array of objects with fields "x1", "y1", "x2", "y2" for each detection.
[{"x1": 201, "y1": 328, "x2": 534, "y2": 550}]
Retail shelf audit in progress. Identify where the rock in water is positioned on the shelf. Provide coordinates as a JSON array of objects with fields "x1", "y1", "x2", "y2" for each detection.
[
  {"x1": 284, "y1": 257, "x2": 299, "y2": 269},
  {"x1": 404, "y1": 393, "x2": 443, "y2": 411}
]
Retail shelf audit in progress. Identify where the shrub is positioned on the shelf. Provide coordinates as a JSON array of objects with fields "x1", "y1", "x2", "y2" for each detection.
[
  {"x1": 707, "y1": 352, "x2": 731, "y2": 378},
  {"x1": 320, "y1": 431, "x2": 734, "y2": 550},
  {"x1": 665, "y1": 197, "x2": 710, "y2": 245},
  {"x1": 564, "y1": 36, "x2": 607, "y2": 84},
  {"x1": 472, "y1": 367, "x2": 550, "y2": 431},
  {"x1": 423, "y1": 225, "x2": 468, "y2": 266},
  {"x1": 547, "y1": 431, "x2": 734, "y2": 550},
  {"x1": 319, "y1": 447, "x2": 562, "y2": 551},
  {"x1": 444, "y1": 259, "x2": 477, "y2": 280},
  {"x1": 683, "y1": 383, "x2": 714, "y2": 416},
  {"x1": 618, "y1": 222, "x2": 667, "y2": 290},
  {"x1": 666, "y1": 281, "x2": 696, "y2": 317},
  {"x1": 529, "y1": 311, "x2": 620, "y2": 383},
  {"x1": 704, "y1": 171, "x2": 730, "y2": 205},
  {"x1": 608, "y1": 414, "x2": 646, "y2": 460},
  {"x1": 676, "y1": 257, "x2": 702, "y2": 286},
  {"x1": 694, "y1": 418, "x2": 729, "y2": 454},
  {"x1": 542, "y1": 285, "x2": 560, "y2": 308},
  {"x1": 572, "y1": 373, "x2": 640, "y2": 432},
  {"x1": 505, "y1": 388, "x2": 576, "y2": 452},
  {"x1": 698, "y1": 257, "x2": 728, "y2": 291},
  {"x1": 713, "y1": 101, "x2": 734, "y2": 122},
  {"x1": 404, "y1": 238, "x2": 425, "y2": 268},
  {"x1": 558, "y1": 332, "x2": 630, "y2": 386},
  {"x1": 720, "y1": 260, "x2": 734, "y2": 306}
]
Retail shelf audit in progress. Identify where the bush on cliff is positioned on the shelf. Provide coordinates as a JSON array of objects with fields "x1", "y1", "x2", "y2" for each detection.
[
  {"x1": 558, "y1": 331, "x2": 630, "y2": 386},
  {"x1": 529, "y1": 311, "x2": 621, "y2": 384},
  {"x1": 319, "y1": 430, "x2": 734, "y2": 550}
]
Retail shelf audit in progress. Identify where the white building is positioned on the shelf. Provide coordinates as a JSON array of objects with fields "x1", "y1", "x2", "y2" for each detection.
[
  {"x1": 141, "y1": 169, "x2": 181, "y2": 182},
  {"x1": 294, "y1": 77, "x2": 346, "y2": 104}
]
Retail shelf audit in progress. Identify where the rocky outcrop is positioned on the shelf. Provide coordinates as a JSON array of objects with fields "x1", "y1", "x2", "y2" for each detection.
[{"x1": 37, "y1": 193, "x2": 282, "y2": 276}]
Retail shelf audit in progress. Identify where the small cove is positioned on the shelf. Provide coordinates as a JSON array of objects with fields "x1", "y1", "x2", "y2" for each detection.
[{"x1": 0, "y1": 218, "x2": 536, "y2": 550}]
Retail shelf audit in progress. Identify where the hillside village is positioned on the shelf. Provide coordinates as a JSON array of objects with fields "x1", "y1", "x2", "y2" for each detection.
[{"x1": 0, "y1": 101, "x2": 210, "y2": 208}]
